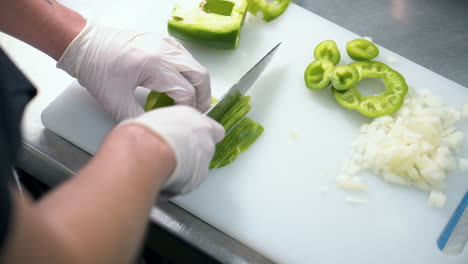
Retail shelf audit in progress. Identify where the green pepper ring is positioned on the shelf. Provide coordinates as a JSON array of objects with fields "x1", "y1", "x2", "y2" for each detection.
[
  {"x1": 248, "y1": 0, "x2": 291, "y2": 22},
  {"x1": 332, "y1": 61, "x2": 408, "y2": 118},
  {"x1": 314, "y1": 40, "x2": 341, "y2": 65},
  {"x1": 331, "y1": 65, "x2": 360, "y2": 91},
  {"x1": 304, "y1": 59, "x2": 335, "y2": 90},
  {"x1": 346, "y1": 38, "x2": 380, "y2": 61}
]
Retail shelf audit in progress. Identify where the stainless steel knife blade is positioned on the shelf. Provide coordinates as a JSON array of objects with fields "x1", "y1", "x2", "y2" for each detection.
[{"x1": 205, "y1": 43, "x2": 281, "y2": 121}]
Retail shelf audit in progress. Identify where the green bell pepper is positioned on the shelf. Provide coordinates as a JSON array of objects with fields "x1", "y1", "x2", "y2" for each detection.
[
  {"x1": 331, "y1": 65, "x2": 359, "y2": 91},
  {"x1": 168, "y1": 0, "x2": 249, "y2": 49},
  {"x1": 314, "y1": 40, "x2": 341, "y2": 65},
  {"x1": 248, "y1": 0, "x2": 291, "y2": 22},
  {"x1": 219, "y1": 96, "x2": 252, "y2": 131},
  {"x1": 144, "y1": 92, "x2": 263, "y2": 169},
  {"x1": 332, "y1": 61, "x2": 408, "y2": 118},
  {"x1": 210, "y1": 117, "x2": 264, "y2": 168},
  {"x1": 144, "y1": 92, "x2": 175, "y2": 112},
  {"x1": 346, "y1": 38, "x2": 379, "y2": 61},
  {"x1": 304, "y1": 59, "x2": 335, "y2": 90}
]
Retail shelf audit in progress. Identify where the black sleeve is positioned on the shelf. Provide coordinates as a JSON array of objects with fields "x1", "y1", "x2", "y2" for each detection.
[{"x1": 0, "y1": 48, "x2": 37, "y2": 253}]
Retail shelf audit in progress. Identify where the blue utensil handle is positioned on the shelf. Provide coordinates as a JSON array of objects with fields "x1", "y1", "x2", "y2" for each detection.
[{"x1": 438, "y1": 191, "x2": 468, "y2": 255}]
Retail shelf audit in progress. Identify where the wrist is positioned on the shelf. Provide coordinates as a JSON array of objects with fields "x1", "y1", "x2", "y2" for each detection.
[
  {"x1": 54, "y1": 3, "x2": 87, "y2": 60},
  {"x1": 110, "y1": 123, "x2": 176, "y2": 185}
]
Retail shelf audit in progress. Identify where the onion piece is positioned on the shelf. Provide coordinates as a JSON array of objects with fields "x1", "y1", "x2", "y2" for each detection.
[
  {"x1": 459, "y1": 158, "x2": 468, "y2": 172},
  {"x1": 345, "y1": 197, "x2": 366, "y2": 204},
  {"x1": 463, "y1": 104, "x2": 468, "y2": 119},
  {"x1": 428, "y1": 190, "x2": 447, "y2": 209}
]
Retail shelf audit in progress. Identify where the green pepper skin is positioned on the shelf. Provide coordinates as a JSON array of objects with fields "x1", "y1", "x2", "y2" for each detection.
[
  {"x1": 208, "y1": 91, "x2": 242, "y2": 121},
  {"x1": 144, "y1": 91, "x2": 175, "y2": 112},
  {"x1": 304, "y1": 59, "x2": 335, "y2": 90},
  {"x1": 223, "y1": 103, "x2": 252, "y2": 131},
  {"x1": 331, "y1": 65, "x2": 359, "y2": 91},
  {"x1": 220, "y1": 96, "x2": 251, "y2": 127},
  {"x1": 248, "y1": 0, "x2": 291, "y2": 22},
  {"x1": 210, "y1": 117, "x2": 264, "y2": 169},
  {"x1": 168, "y1": 0, "x2": 249, "y2": 49},
  {"x1": 144, "y1": 92, "x2": 264, "y2": 169},
  {"x1": 346, "y1": 39, "x2": 379, "y2": 61},
  {"x1": 314, "y1": 40, "x2": 341, "y2": 65},
  {"x1": 332, "y1": 61, "x2": 408, "y2": 118}
]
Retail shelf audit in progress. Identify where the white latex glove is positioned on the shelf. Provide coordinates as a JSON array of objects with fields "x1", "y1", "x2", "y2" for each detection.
[
  {"x1": 122, "y1": 105, "x2": 225, "y2": 197},
  {"x1": 57, "y1": 21, "x2": 211, "y2": 121}
]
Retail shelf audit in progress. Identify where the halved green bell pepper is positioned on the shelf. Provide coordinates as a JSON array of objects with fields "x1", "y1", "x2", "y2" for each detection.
[
  {"x1": 248, "y1": 0, "x2": 291, "y2": 22},
  {"x1": 314, "y1": 40, "x2": 341, "y2": 65},
  {"x1": 168, "y1": 0, "x2": 249, "y2": 49},
  {"x1": 332, "y1": 61, "x2": 408, "y2": 118}
]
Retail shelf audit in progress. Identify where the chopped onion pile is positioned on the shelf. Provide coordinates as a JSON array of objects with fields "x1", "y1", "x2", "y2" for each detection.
[{"x1": 337, "y1": 89, "x2": 465, "y2": 208}]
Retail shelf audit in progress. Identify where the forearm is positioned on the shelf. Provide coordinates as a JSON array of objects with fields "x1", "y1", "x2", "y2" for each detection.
[
  {"x1": 5, "y1": 124, "x2": 175, "y2": 263},
  {"x1": 37, "y1": 124, "x2": 174, "y2": 263},
  {"x1": 0, "y1": 0, "x2": 86, "y2": 60}
]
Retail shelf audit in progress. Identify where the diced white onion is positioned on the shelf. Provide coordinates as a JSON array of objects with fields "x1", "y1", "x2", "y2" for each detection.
[
  {"x1": 345, "y1": 197, "x2": 366, "y2": 204},
  {"x1": 427, "y1": 190, "x2": 447, "y2": 209},
  {"x1": 383, "y1": 170, "x2": 409, "y2": 186},
  {"x1": 441, "y1": 126, "x2": 457, "y2": 137},
  {"x1": 463, "y1": 104, "x2": 468, "y2": 119},
  {"x1": 459, "y1": 158, "x2": 468, "y2": 172},
  {"x1": 338, "y1": 89, "x2": 464, "y2": 209},
  {"x1": 446, "y1": 131, "x2": 464, "y2": 151},
  {"x1": 336, "y1": 174, "x2": 367, "y2": 190},
  {"x1": 424, "y1": 95, "x2": 444, "y2": 107}
]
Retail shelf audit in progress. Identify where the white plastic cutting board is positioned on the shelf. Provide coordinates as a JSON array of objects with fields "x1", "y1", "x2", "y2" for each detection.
[{"x1": 42, "y1": 2, "x2": 468, "y2": 263}]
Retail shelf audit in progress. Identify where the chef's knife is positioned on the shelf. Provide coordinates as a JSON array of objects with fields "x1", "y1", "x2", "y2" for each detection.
[
  {"x1": 438, "y1": 190, "x2": 468, "y2": 255},
  {"x1": 205, "y1": 43, "x2": 281, "y2": 121}
]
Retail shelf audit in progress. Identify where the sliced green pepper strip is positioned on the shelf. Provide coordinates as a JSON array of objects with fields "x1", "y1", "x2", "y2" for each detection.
[
  {"x1": 248, "y1": 0, "x2": 291, "y2": 22},
  {"x1": 144, "y1": 93, "x2": 264, "y2": 169},
  {"x1": 332, "y1": 61, "x2": 408, "y2": 118},
  {"x1": 223, "y1": 104, "x2": 252, "y2": 131},
  {"x1": 314, "y1": 40, "x2": 341, "y2": 65},
  {"x1": 144, "y1": 91, "x2": 175, "y2": 112},
  {"x1": 219, "y1": 96, "x2": 251, "y2": 126},
  {"x1": 331, "y1": 65, "x2": 359, "y2": 91},
  {"x1": 304, "y1": 59, "x2": 335, "y2": 90},
  {"x1": 210, "y1": 117, "x2": 264, "y2": 168},
  {"x1": 346, "y1": 39, "x2": 379, "y2": 61},
  {"x1": 168, "y1": 0, "x2": 249, "y2": 49}
]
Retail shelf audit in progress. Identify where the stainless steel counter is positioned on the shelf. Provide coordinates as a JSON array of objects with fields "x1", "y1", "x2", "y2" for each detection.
[{"x1": 2, "y1": 0, "x2": 468, "y2": 263}]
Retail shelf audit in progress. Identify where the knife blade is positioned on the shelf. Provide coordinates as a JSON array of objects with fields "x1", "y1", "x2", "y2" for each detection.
[{"x1": 205, "y1": 42, "x2": 281, "y2": 121}]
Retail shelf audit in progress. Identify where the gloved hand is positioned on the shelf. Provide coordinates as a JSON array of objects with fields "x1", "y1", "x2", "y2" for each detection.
[
  {"x1": 121, "y1": 105, "x2": 225, "y2": 197},
  {"x1": 57, "y1": 21, "x2": 211, "y2": 121}
]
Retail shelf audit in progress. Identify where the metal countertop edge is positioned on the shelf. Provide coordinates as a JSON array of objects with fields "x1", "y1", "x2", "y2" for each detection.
[{"x1": 16, "y1": 138, "x2": 275, "y2": 264}]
